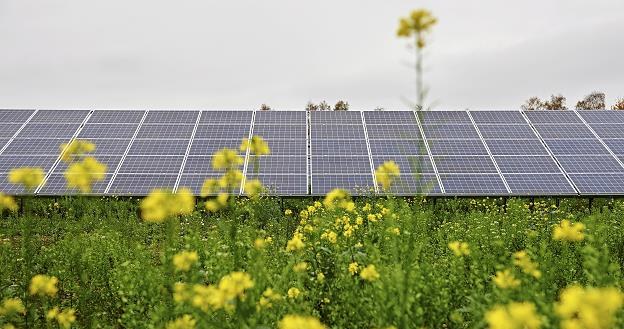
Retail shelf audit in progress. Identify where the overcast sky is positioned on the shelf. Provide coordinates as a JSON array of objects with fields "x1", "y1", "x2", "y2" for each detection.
[{"x1": 1, "y1": 0, "x2": 623, "y2": 110}]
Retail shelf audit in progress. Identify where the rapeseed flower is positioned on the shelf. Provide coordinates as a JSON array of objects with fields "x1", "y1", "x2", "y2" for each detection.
[
  {"x1": 321, "y1": 230, "x2": 338, "y2": 244},
  {"x1": 218, "y1": 271, "x2": 254, "y2": 301},
  {"x1": 212, "y1": 148, "x2": 243, "y2": 170},
  {"x1": 513, "y1": 251, "x2": 541, "y2": 279},
  {"x1": 8, "y1": 167, "x2": 44, "y2": 191},
  {"x1": 46, "y1": 307, "x2": 76, "y2": 329},
  {"x1": 360, "y1": 264, "x2": 380, "y2": 282},
  {"x1": 29, "y1": 274, "x2": 58, "y2": 297},
  {"x1": 64, "y1": 156, "x2": 107, "y2": 193},
  {"x1": 285, "y1": 209, "x2": 293, "y2": 216},
  {"x1": 240, "y1": 136, "x2": 270, "y2": 156},
  {"x1": 286, "y1": 233, "x2": 305, "y2": 252},
  {"x1": 257, "y1": 288, "x2": 282, "y2": 309},
  {"x1": 553, "y1": 219, "x2": 585, "y2": 242},
  {"x1": 0, "y1": 193, "x2": 18, "y2": 212},
  {"x1": 173, "y1": 250, "x2": 199, "y2": 271},
  {"x1": 348, "y1": 262, "x2": 359, "y2": 275},
  {"x1": 60, "y1": 139, "x2": 95, "y2": 163},
  {"x1": 493, "y1": 269, "x2": 520, "y2": 289},
  {"x1": 165, "y1": 314, "x2": 196, "y2": 329},
  {"x1": 0, "y1": 298, "x2": 25, "y2": 316},
  {"x1": 555, "y1": 285, "x2": 623, "y2": 329},
  {"x1": 287, "y1": 287, "x2": 301, "y2": 299},
  {"x1": 140, "y1": 188, "x2": 195, "y2": 222},
  {"x1": 244, "y1": 179, "x2": 264, "y2": 198},
  {"x1": 323, "y1": 189, "x2": 355, "y2": 212},
  {"x1": 200, "y1": 178, "x2": 219, "y2": 197},
  {"x1": 485, "y1": 302, "x2": 542, "y2": 329},
  {"x1": 448, "y1": 241, "x2": 470, "y2": 256},
  {"x1": 375, "y1": 161, "x2": 400, "y2": 191},
  {"x1": 278, "y1": 315, "x2": 327, "y2": 329},
  {"x1": 293, "y1": 262, "x2": 308, "y2": 273}
]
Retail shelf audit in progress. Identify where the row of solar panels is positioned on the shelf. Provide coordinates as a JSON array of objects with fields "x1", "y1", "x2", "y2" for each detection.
[{"x1": 1, "y1": 109, "x2": 624, "y2": 196}]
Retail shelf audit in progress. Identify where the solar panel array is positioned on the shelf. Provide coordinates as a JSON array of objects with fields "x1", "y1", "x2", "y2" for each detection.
[{"x1": 2, "y1": 109, "x2": 624, "y2": 196}]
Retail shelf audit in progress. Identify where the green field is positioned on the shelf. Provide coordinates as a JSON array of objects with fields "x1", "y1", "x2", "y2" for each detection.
[{"x1": 1, "y1": 196, "x2": 623, "y2": 328}]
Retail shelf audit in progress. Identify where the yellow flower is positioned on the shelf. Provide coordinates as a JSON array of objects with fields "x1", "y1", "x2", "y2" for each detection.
[
  {"x1": 254, "y1": 238, "x2": 266, "y2": 250},
  {"x1": 240, "y1": 136, "x2": 270, "y2": 155},
  {"x1": 0, "y1": 298, "x2": 25, "y2": 316},
  {"x1": 244, "y1": 179, "x2": 264, "y2": 198},
  {"x1": 0, "y1": 193, "x2": 18, "y2": 212},
  {"x1": 493, "y1": 269, "x2": 520, "y2": 289},
  {"x1": 293, "y1": 262, "x2": 308, "y2": 273},
  {"x1": 321, "y1": 230, "x2": 338, "y2": 244},
  {"x1": 8, "y1": 167, "x2": 44, "y2": 191},
  {"x1": 448, "y1": 241, "x2": 470, "y2": 256},
  {"x1": 286, "y1": 233, "x2": 305, "y2": 252},
  {"x1": 323, "y1": 189, "x2": 355, "y2": 212},
  {"x1": 278, "y1": 315, "x2": 327, "y2": 329},
  {"x1": 348, "y1": 262, "x2": 359, "y2": 275},
  {"x1": 317, "y1": 272, "x2": 325, "y2": 282},
  {"x1": 375, "y1": 161, "x2": 400, "y2": 191},
  {"x1": 287, "y1": 287, "x2": 301, "y2": 299},
  {"x1": 140, "y1": 188, "x2": 195, "y2": 223},
  {"x1": 212, "y1": 148, "x2": 243, "y2": 170},
  {"x1": 360, "y1": 264, "x2": 380, "y2": 282},
  {"x1": 46, "y1": 307, "x2": 76, "y2": 329},
  {"x1": 485, "y1": 302, "x2": 542, "y2": 329},
  {"x1": 173, "y1": 282, "x2": 192, "y2": 303},
  {"x1": 555, "y1": 285, "x2": 623, "y2": 329},
  {"x1": 285, "y1": 209, "x2": 293, "y2": 216},
  {"x1": 257, "y1": 288, "x2": 282, "y2": 309},
  {"x1": 513, "y1": 251, "x2": 541, "y2": 279},
  {"x1": 218, "y1": 170, "x2": 243, "y2": 190},
  {"x1": 218, "y1": 271, "x2": 254, "y2": 302},
  {"x1": 64, "y1": 157, "x2": 107, "y2": 193},
  {"x1": 396, "y1": 9, "x2": 438, "y2": 48},
  {"x1": 29, "y1": 274, "x2": 58, "y2": 297},
  {"x1": 60, "y1": 139, "x2": 96, "y2": 163},
  {"x1": 553, "y1": 219, "x2": 585, "y2": 242},
  {"x1": 166, "y1": 314, "x2": 196, "y2": 329},
  {"x1": 200, "y1": 178, "x2": 219, "y2": 197},
  {"x1": 390, "y1": 227, "x2": 400, "y2": 235},
  {"x1": 173, "y1": 250, "x2": 199, "y2": 272}
]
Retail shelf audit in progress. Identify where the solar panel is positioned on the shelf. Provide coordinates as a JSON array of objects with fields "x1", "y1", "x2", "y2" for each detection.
[
  {"x1": 254, "y1": 111, "x2": 306, "y2": 125},
  {"x1": 577, "y1": 111, "x2": 624, "y2": 124},
  {"x1": 311, "y1": 156, "x2": 371, "y2": 174},
  {"x1": 470, "y1": 111, "x2": 526, "y2": 124},
  {"x1": 17, "y1": 123, "x2": 81, "y2": 139},
  {"x1": 182, "y1": 156, "x2": 218, "y2": 174},
  {"x1": 199, "y1": 111, "x2": 252, "y2": 124},
  {"x1": 378, "y1": 174, "x2": 442, "y2": 195},
  {"x1": 90, "y1": 139, "x2": 133, "y2": 155},
  {"x1": 525, "y1": 111, "x2": 582, "y2": 124},
  {"x1": 311, "y1": 125, "x2": 365, "y2": 139},
  {"x1": 136, "y1": 125, "x2": 195, "y2": 139},
  {"x1": 78, "y1": 124, "x2": 140, "y2": 139},
  {"x1": 494, "y1": 156, "x2": 562, "y2": 173},
  {"x1": 368, "y1": 139, "x2": 428, "y2": 156},
  {"x1": 253, "y1": 125, "x2": 307, "y2": 139},
  {"x1": 188, "y1": 139, "x2": 243, "y2": 156},
  {"x1": 310, "y1": 111, "x2": 362, "y2": 125},
  {"x1": 366, "y1": 125, "x2": 421, "y2": 139},
  {"x1": 177, "y1": 174, "x2": 224, "y2": 195},
  {"x1": 0, "y1": 109, "x2": 35, "y2": 123},
  {"x1": 247, "y1": 156, "x2": 307, "y2": 174},
  {"x1": 312, "y1": 139, "x2": 368, "y2": 156},
  {"x1": 89, "y1": 110, "x2": 145, "y2": 123},
  {"x1": 245, "y1": 174, "x2": 308, "y2": 195},
  {"x1": 476, "y1": 125, "x2": 537, "y2": 139},
  {"x1": 427, "y1": 140, "x2": 488, "y2": 156},
  {"x1": 108, "y1": 174, "x2": 178, "y2": 195},
  {"x1": 422, "y1": 124, "x2": 480, "y2": 139},
  {"x1": 38, "y1": 174, "x2": 112, "y2": 195},
  {"x1": 532, "y1": 125, "x2": 595, "y2": 139},
  {"x1": 54, "y1": 155, "x2": 122, "y2": 174},
  {"x1": 588, "y1": 124, "x2": 624, "y2": 138},
  {"x1": 0, "y1": 124, "x2": 23, "y2": 138},
  {"x1": 255, "y1": 139, "x2": 307, "y2": 156},
  {"x1": 2, "y1": 139, "x2": 67, "y2": 155},
  {"x1": 439, "y1": 174, "x2": 508, "y2": 195},
  {"x1": 543, "y1": 139, "x2": 609, "y2": 155},
  {"x1": 556, "y1": 155, "x2": 624, "y2": 173},
  {"x1": 568, "y1": 174, "x2": 624, "y2": 195},
  {"x1": 434, "y1": 156, "x2": 498, "y2": 174},
  {"x1": 118, "y1": 156, "x2": 184, "y2": 174},
  {"x1": 371, "y1": 156, "x2": 435, "y2": 173},
  {"x1": 419, "y1": 111, "x2": 471, "y2": 124},
  {"x1": 0, "y1": 155, "x2": 59, "y2": 173},
  {"x1": 127, "y1": 139, "x2": 189, "y2": 156},
  {"x1": 143, "y1": 111, "x2": 199, "y2": 124},
  {"x1": 30, "y1": 110, "x2": 90, "y2": 123},
  {"x1": 0, "y1": 176, "x2": 33, "y2": 194},
  {"x1": 485, "y1": 139, "x2": 549, "y2": 155},
  {"x1": 364, "y1": 111, "x2": 418, "y2": 125},
  {"x1": 603, "y1": 139, "x2": 624, "y2": 155},
  {"x1": 311, "y1": 174, "x2": 374, "y2": 195},
  {"x1": 504, "y1": 174, "x2": 576, "y2": 195},
  {"x1": 194, "y1": 125, "x2": 250, "y2": 139}
]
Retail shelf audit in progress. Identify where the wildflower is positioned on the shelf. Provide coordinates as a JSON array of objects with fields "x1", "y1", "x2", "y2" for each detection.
[
  {"x1": 287, "y1": 287, "x2": 301, "y2": 299},
  {"x1": 360, "y1": 264, "x2": 380, "y2": 282},
  {"x1": 493, "y1": 269, "x2": 520, "y2": 289},
  {"x1": 0, "y1": 298, "x2": 25, "y2": 316},
  {"x1": 375, "y1": 161, "x2": 400, "y2": 191},
  {"x1": 513, "y1": 251, "x2": 541, "y2": 279},
  {"x1": 321, "y1": 230, "x2": 338, "y2": 244},
  {"x1": 200, "y1": 178, "x2": 219, "y2": 197},
  {"x1": 190, "y1": 284, "x2": 223, "y2": 311},
  {"x1": 390, "y1": 227, "x2": 400, "y2": 235},
  {"x1": 60, "y1": 139, "x2": 96, "y2": 163},
  {"x1": 218, "y1": 170, "x2": 243, "y2": 190},
  {"x1": 166, "y1": 314, "x2": 196, "y2": 329},
  {"x1": 244, "y1": 179, "x2": 264, "y2": 198},
  {"x1": 173, "y1": 250, "x2": 199, "y2": 272},
  {"x1": 448, "y1": 241, "x2": 470, "y2": 256},
  {"x1": 348, "y1": 262, "x2": 359, "y2": 275},
  {"x1": 278, "y1": 315, "x2": 327, "y2": 329},
  {"x1": 218, "y1": 271, "x2": 254, "y2": 302},
  {"x1": 0, "y1": 193, "x2": 18, "y2": 212},
  {"x1": 8, "y1": 167, "x2": 44, "y2": 191},
  {"x1": 367, "y1": 214, "x2": 378, "y2": 222},
  {"x1": 258, "y1": 288, "x2": 282, "y2": 309},
  {"x1": 173, "y1": 282, "x2": 192, "y2": 303},
  {"x1": 555, "y1": 285, "x2": 623, "y2": 329},
  {"x1": 140, "y1": 188, "x2": 195, "y2": 222},
  {"x1": 362, "y1": 203, "x2": 372, "y2": 212},
  {"x1": 286, "y1": 233, "x2": 305, "y2": 252},
  {"x1": 553, "y1": 219, "x2": 585, "y2": 242},
  {"x1": 212, "y1": 148, "x2": 243, "y2": 170},
  {"x1": 323, "y1": 189, "x2": 355, "y2": 212},
  {"x1": 485, "y1": 302, "x2": 542, "y2": 329},
  {"x1": 29, "y1": 274, "x2": 58, "y2": 297},
  {"x1": 317, "y1": 272, "x2": 325, "y2": 282},
  {"x1": 285, "y1": 209, "x2": 293, "y2": 216},
  {"x1": 240, "y1": 136, "x2": 270, "y2": 155},
  {"x1": 64, "y1": 157, "x2": 107, "y2": 193},
  {"x1": 254, "y1": 238, "x2": 266, "y2": 250},
  {"x1": 397, "y1": 9, "x2": 437, "y2": 48},
  {"x1": 46, "y1": 307, "x2": 76, "y2": 329},
  {"x1": 293, "y1": 262, "x2": 308, "y2": 273}
]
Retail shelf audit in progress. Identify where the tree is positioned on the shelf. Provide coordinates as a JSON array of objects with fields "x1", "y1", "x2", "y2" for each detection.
[
  {"x1": 305, "y1": 102, "x2": 319, "y2": 111},
  {"x1": 543, "y1": 94, "x2": 567, "y2": 110},
  {"x1": 318, "y1": 101, "x2": 331, "y2": 111},
  {"x1": 521, "y1": 97, "x2": 545, "y2": 111},
  {"x1": 576, "y1": 92, "x2": 605, "y2": 110},
  {"x1": 259, "y1": 104, "x2": 271, "y2": 111},
  {"x1": 612, "y1": 98, "x2": 624, "y2": 110},
  {"x1": 334, "y1": 100, "x2": 349, "y2": 111}
]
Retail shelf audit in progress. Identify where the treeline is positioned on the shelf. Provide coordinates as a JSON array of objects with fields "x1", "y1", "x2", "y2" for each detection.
[
  {"x1": 522, "y1": 92, "x2": 624, "y2": 111},
  {"x1": 258, "y1": 100, "x2": 352, "y2": 111}
]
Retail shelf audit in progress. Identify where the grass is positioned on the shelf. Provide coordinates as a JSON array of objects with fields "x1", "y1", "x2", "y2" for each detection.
[{"x1": 0, "y1": 195, "x2": 623, "y2": 328}]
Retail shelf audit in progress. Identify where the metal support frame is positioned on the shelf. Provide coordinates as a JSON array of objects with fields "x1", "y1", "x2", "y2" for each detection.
[
  {"x1": 240, "y1": 110, "x2": 256, "y2": 196},
  {"x1": 0, "y1": 110, "x2": 39, "y2": 156},
  {"x1": 306, "y1": 111, "x2": 311, "y2": 194},
  {"x1": 174, "y1": 110, "x2": 202, "y2": 192},
  {"x1": 412, "y1": 110, "x2": 445, "y2": 194},
  {"x1": 573, "y1": 110, "x2": 624, "y2": 170},
  {"x1": 360, "y1": 111, "x2": 379, "y2": 194}
]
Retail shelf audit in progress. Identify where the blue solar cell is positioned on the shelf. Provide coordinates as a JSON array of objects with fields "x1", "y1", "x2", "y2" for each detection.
[
  {"x1": 0, "y1": 124, "x2": 23, "y2": 138},
  {"x1": 588, "y1": 124, "x2": 624, "y2": 138},
  {"x1": 578, "y1": 111, "x2": 624, "y2": 124},
  {"x1": 2, "y1": 139, "x2": 68, "y2": 155},
  {"x1": 143, "y1": 110, "x2": 199, "y2": 124},
  {"x1": 0, "y1": 175, "x2": 35, "y2": 194},
  {"x1": 247, "y1": 156, "x2": 307, "y2": 174},
  {"x1": 30, "y1": 110, "x2": 90, "y2": 123},
  {"x1": 55, "y1": 155, "x2": 122, "y2": 174},
  {"x1": 188, "y1": 139, "x2": 243, "y2": 156},
  {"x1": 434, "y1": 156, "x2": 497, "y2": 174},
  {"x1": 199, "y1": 111, "x2": 253, "y2": 124},
  {"x1": 557, "y1": 155, "x2": 624, "y2": 173},
  {"x1": 38, "y1": 174, "x2": 112, "y2": 195},
  {"x1": 254, "y1": 111, "x2": 306, "y2": 125},
  {"x1": 428, "y1": 140, "x2": 488, "y2": 155},
  {"x1": 439, "y1": 174, "x2": 508, "y2": 195},
  {"x1": 182, "y1": 156, "x2": 218, "y2": 174},
  {"x1": 372, "y1": 156, "x2": 434, "y2": 173},
  {"x1": 312, "y1": 125, "x2": 365, "y2": 139},
  {"x1": 128, "y1": 139, "x2": 189, "y2": 155},
  {"x1": 366, "y1": 125, "x2": 421, "y2": 139},
  {"x1": 378, "y1": 174, "x2": 442, "y2": 195},
  {"x1": 311, "y1": 156, "x2": 371, "y2": 174},
  {"x1": 0, "y1": 109, "x2": 35, "y2": 123},
  {"x1": 470, "y1": 111, "x2": 526, "y2": 124},
  {"x1": 245, "y1": 174, "x2": 308, "y2": 195},
  {"x1": 0, "y1": 139, "x2": 9, "y2": 150},
  {"x1": 310, "y1": 111, "x2": 362, "y2": 125},
  {"x1": 544, "y1": 139, "x2": 610, "y2": 155},
  {"x1": 525, "y1": 111, "x2": 582, "y2": 124},
  {"x1": 419, "y1": 111, "x2": 471, "y2": 124},
  {"x1": 177, "y1": 174, "x2": 226, "y2": 195},
  {"x1": 494, "y1": 156, "x2": 562, "y2": 173},
  {"x1": 368, "y1": 139, "x2": 428, "y2": 156},
  {"x1": 194, "y1": 125, "x2": 250, "y2": 139},
  {"x1": 78, "y1": 124, "x2": 139, "y2": 139},
  {"x1": 364, "y1": 111, "x2": 418, "y2": 125},
  {"x1": 312, "y1": 139, "x2": 368, "y2": 156},
  {"x1": 485, "y1": 139, "x2": 549, "y2": 155},
  {"x1": 311, "y1": 174, "x2": 374, "y2": 195},
  {"x1": 253, "y1": 125, "x2": 307, "y2": 139},
  {"x1": 477, "y1": 125, "x2": 537, "y2": 139},
  {"x1": 422, "y1": 124, "x2": 480, "y2": 139},
  {"x1": 107, "y1": 174, "x2": 178, "y2": 195},
  {"x1": 603, "y1": 139, "x2": 624, "y2": 155},
  {"x1": 136, "y1": 125, "x2": 195, "y2": 139},
  {"x1": 118, "y1": 156, "x2": 184, "y2": 174},
  {"x1": 0, "y1": 155, "x2": 58, "y2": 173},
  {"x1": 504, "y1": 174, "x2": 576, "y2": 195},
  {"x1": 533, "y1": 125, "x2": 594, "y2": 139},
  {"x1": 88, "y1": 110, "x2": 145, "y2": 123},
  {"x1": 90, "y1": 139, "x2": 133, "y2": 155},
  {"x1": 258, "y1": 139, "x2": 307, "y2": 155},
  {"x1": 569, "y1": 174, "x2": 624, "y2": 195},
  {"x1": 17, "y1": 123, "x2": 81, "y2": 139}
]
